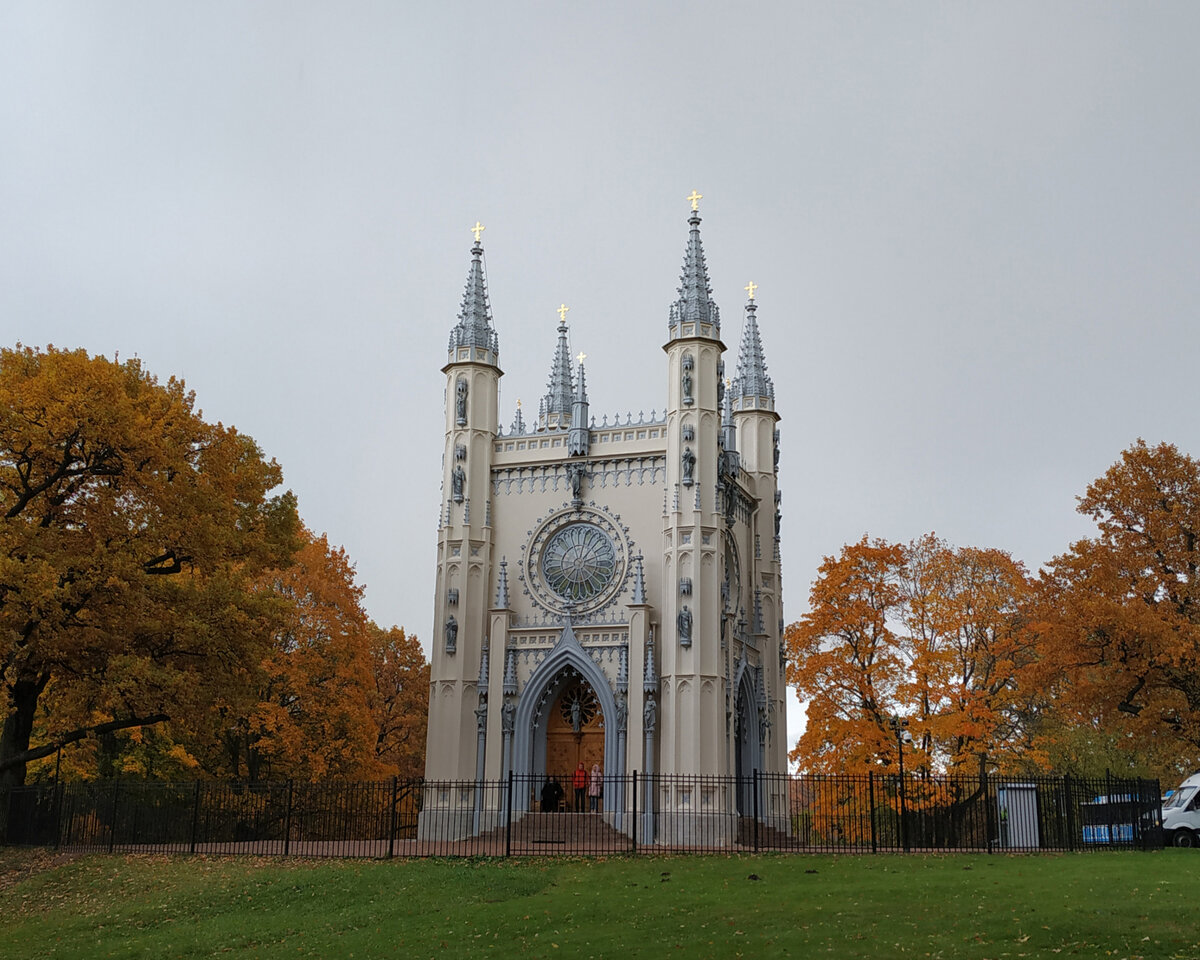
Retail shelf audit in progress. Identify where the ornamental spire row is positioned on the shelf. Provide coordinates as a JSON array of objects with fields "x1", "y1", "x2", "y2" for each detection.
[{"x1": 668, "y1": 192, "x2": 721, "y2": 332}]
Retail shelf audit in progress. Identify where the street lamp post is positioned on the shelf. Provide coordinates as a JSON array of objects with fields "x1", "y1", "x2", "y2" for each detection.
[{"x1": 888, "y1": 716, "x2": 913, "y2": 851}]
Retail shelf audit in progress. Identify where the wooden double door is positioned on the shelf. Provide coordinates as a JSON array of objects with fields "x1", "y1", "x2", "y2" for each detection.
[{"x1": 544, "y1": 680, "x2": 605, "y2": 809}]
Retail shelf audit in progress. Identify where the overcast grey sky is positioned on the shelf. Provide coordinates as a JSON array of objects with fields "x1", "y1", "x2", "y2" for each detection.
[{"x1": 3, "y1": 2, "x2": 1199, "y2": 753}]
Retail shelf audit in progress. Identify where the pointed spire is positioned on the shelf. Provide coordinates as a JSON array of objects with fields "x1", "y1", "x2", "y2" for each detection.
[
  {"x1": 644, "y1": 628, "x2": 659, "y2": 694},
  {"x1": 542, "y1": 316, "x2": 574, "y2": 427},
  {"x1": 495, "y1": 558, "x2": 510, "y2": 609},
  {"x1": 568, "y1": 353, "x2": 590, "y2": 457},
  {"x1": 448, "y1": 233, "x2": 499, "y2": 358},
  {"x1": 631, "y1": 554, "x2": 646, "y2": 604},
  {"x1": 734, "y1": 298, "x2": 774, "y2": 403},
  {"x1": 510, "y1": 402, "x2": 526, "y2": 436},
  {"x1": 668, "y1": 198, "x2": 721, "y2": 333},
  {"x1": 503, "y1": 648, "x2": 518, "y2": 697},
  {"x1": 477, "y1": 640, "x2": 490, "y2": 691}
]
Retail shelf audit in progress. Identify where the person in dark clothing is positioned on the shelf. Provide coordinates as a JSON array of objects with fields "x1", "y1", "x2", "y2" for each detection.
[{"x1": 540, "y1": 776, "x2": 564, "y2": 812}]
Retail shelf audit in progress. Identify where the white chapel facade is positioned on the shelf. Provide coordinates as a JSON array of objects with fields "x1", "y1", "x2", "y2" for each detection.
[{"x1": 423, "y1": 198, "x2": 788, "y2": 839}]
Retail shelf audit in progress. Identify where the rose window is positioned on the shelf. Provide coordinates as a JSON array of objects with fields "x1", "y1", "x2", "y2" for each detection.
[{"x1": 540, "y1": 523, "x2": 617, "y2": 604}]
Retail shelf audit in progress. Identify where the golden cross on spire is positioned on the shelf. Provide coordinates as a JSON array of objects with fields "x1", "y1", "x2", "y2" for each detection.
[
  {"x1": 577, "y1": 351, "x2": 587, "y2": 364},
  {"x1": 744, "y1": 280, "x2": 757, "y2": 300},
  {"x1": 686, "y1": 190, "x2": 703, "y2": 211},
  {"x1": 557, "y1": 303, "x2": 570, "y2": 323},
  {"x1": 470, "y1": 221, "x2": 485, "y2": 243},
  {"x1": 516, "y1": 398, "x2": 522, "y2": 409}
]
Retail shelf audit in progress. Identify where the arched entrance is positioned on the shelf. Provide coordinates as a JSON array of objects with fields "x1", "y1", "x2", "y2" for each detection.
[
  {"x1": 545, "y1": 680, "x2": 605, "y2": 806},
  {"x1": 734, "y1": 668, "x2": 762, "y2": 816}
]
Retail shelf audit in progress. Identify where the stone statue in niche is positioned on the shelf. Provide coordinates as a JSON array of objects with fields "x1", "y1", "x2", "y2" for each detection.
[
  {"x1": 643, "y1": 696, "x2": 657, "y2": 733},
  {"x1": 455, "y1": 379, "x2": 468, "y2": 424},
  {"x1": 681, "y1": 354, "x2": 694, "y2": 405},
  {"x1": 444, "y1": 614, "x2": 458, "y2": 654},
  {"x1": 475, "y1": 702, "x2": 487, "y2": 734},
  {"x1": 451, "y1": 464, "x2": 465, "y2": 502},
  {"x1": 681, "y1": 447, "x2": 695, "y2": 486},
  {"x1": 614, "y1": 692, "x2": 628, "y2": 732},
  {"x1": 455, "y1": 442, "x2": 467, "y2": 462},
  {"x1": 501, "y1": 700, "x2": 515, "y2": 734},
  {"x1": 677, "y1": 604, "x2": 693, "y2": 647},
  {"x1": 774, "y1": 490, "x2": 782, "y2": 539},
  {"x1": 717, "y1": 361, "x2": 725, "y2": 407},
  {"x1": 773, "y1": 428, "x2": 781, "y2": 473},
  {"x1": 570, "y1": 698, "x2": 582, "y2": 733},
  {"x1": 567, "y1": 462, "x2": 585, "y2": 502}
]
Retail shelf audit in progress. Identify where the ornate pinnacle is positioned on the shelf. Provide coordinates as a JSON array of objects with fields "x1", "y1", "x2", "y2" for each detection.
[
  {"x1": 496, "y1": 557, "x2": 510, "y2": 609},
  {"x1": 631, "y1": 554, "x2": 646, "y2": 605}
]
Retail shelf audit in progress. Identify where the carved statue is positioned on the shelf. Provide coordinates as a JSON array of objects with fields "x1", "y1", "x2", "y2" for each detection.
[
  {"x1": 681, "y1": 447, "x2": 695, "y2": 486},
  {"x1": 774, "y1": 502, "x2": 782, "y2": 539},
  {"x1": 677, "y1": 604, "x2": 693, "y2": 646},
  {"x1": 643, "y1": 696, "x2": 657, "y2": 732},
  {"x1": 475, "y1": 702, "x2": 488, "y2": 734},
  {"x1": 570, "y1": 698, "x2": 582, "y2": 733},
  {"x1": 682, "y1": 368, "x2": 693, "y2": 403},
  {"x1": 444, "y1": 614, "x2": 457, "y2": 653},
  {"x1": 568, "y1": 462, "x2": 585, "y2": 501},
  {"x1": 614, "y1": 693, "x2": 628, "y2": 732},
  {"x1": 455, "y1": 379, "x2": 468, "y2": 424},
  {"x1": 773, "y1": 429, "x2": 781, "y2": 472},
  {"x1": 451, "y1": 464, "x2": 465, "y2": 502},
  {"x1": 501, "y1": 700, "x2": 515, "y2": 734}
]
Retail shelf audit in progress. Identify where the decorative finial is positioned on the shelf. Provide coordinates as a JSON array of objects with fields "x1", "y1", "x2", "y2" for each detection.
[
  {"x1": 576, "y1": 351, "x2": 587, "y2": 364},
  {"x1": 744, "y1": 280, "x2": 757, "y2": 301},
  {"x1": 516, "y1": 398, "x2": 522, "y2": 408},
  {"x1": 686, "y1": 190, "x2": 703, "y2": 212},
  {"x1": 471, "y1": 221, "x2": 486, "y2": 243},
  {"x1": 557, "y1": 303, "x2": 570, "y2": 324}
]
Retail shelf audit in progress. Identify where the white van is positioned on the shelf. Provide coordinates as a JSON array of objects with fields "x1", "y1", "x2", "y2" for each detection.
[{"x1": 1162, "y1": 772, "x2": 1200, "y2": 847}]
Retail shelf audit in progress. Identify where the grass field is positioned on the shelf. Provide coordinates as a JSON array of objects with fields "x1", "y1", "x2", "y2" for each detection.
[{"x1": 2, "y1": 849, "x2": 1198, "y2": 959}]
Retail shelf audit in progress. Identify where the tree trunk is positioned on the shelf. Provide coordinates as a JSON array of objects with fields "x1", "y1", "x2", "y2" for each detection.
[{"x1": 0, "y1": 675, "x2": 49, "y2": 789}]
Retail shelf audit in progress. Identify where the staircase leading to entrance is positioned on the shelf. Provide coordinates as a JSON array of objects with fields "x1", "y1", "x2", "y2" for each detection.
[{"x1": 483, "y1": 812, "x2": 634, "y2": 854}]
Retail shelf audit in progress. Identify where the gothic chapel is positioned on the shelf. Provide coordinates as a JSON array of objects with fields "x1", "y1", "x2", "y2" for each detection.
[{"x1": 422, "y1": 197, "x2": 787, "y2": 843}]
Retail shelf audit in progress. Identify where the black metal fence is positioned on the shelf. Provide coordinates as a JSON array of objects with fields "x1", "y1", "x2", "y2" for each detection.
[{"x1": 0, "y1": 771, "x2": 1162, "y2": 858}]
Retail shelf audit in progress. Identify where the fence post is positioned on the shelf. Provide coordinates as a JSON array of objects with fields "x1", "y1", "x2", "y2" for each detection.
[
  {"x1": 283, "y1": 780, "x2": 294, "y2": 857},
  {"x1": 868, "y1": 772, "x2": 877, "y2": 854},
  {"x1": 388, "y1": 776, "x2": 398, "y2": 859},
  {"x1": 899, "y1": 770, "x2": 908, "y2": 853},
  {"x1": 108, "y1": 781, "x2": 120, "y2": 854},
  {"x1": 1105, "y1": 769, "x2": 1116, "y2": 846},
  {"x1": 753, "y1": 770, "x2": 760, "y2": 851},
  {"x1": 631, "y1": 771, "x2": 637, "y2": 854},
  {"x1": 189, "y1": 781, "x2": 202, "y2": 855},
  {"x1": 504, "y1": 772, "x2": 513, "y2": 858}
]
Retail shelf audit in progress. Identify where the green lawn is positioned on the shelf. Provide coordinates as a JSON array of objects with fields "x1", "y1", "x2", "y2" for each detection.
[{"x1": 1, "y1": 849, "x2": 1197, "y2": 959}]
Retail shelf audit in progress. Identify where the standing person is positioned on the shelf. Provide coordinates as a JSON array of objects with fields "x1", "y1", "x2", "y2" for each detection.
[
  {"x1": 588, "y1": 763, "x2": 603, "y2": 813},
  {"x1": 541, "y1": 776, "x2": 564, "y2": 812},
  {"x1": 572, "y1": 762, "x2": 587, "y2": 811}
]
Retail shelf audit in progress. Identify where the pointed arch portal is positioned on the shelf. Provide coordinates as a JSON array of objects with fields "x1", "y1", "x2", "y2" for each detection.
[
  {"x1": 511, "y1": 624, "x2": 619, "y2": 812},
  {"x1": 733, "y1": 664, "x2": 763, "y2": 817}
]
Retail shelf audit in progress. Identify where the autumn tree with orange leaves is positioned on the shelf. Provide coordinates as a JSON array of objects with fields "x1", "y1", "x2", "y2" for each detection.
[
  {"x1": 370, "y1": 625, "x2": 429, "y2": 779},
  {"x1": 786, "y1": 535, "x2": 1037, "y2": 775},
  {"x1": 1035, "y1": 440, "x2": 1200, "y2": 773},
  {"x1": 0, "y1": 346, "x2": 300, "y2": 788}
]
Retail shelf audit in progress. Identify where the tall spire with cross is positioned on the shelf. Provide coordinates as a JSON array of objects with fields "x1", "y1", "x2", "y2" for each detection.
[
  {"x1": 734, "y1": 289, "x2": 773, "y2": 404},
  {"x1": 541, "y1": 306, "x2": 575, "y2": 428},
  {"x1": 669, "y1": 191, "x2": 721, "y2": 333},
  {"x1": 448, "y1": 223, "x2": 499, "y2": 357}
]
